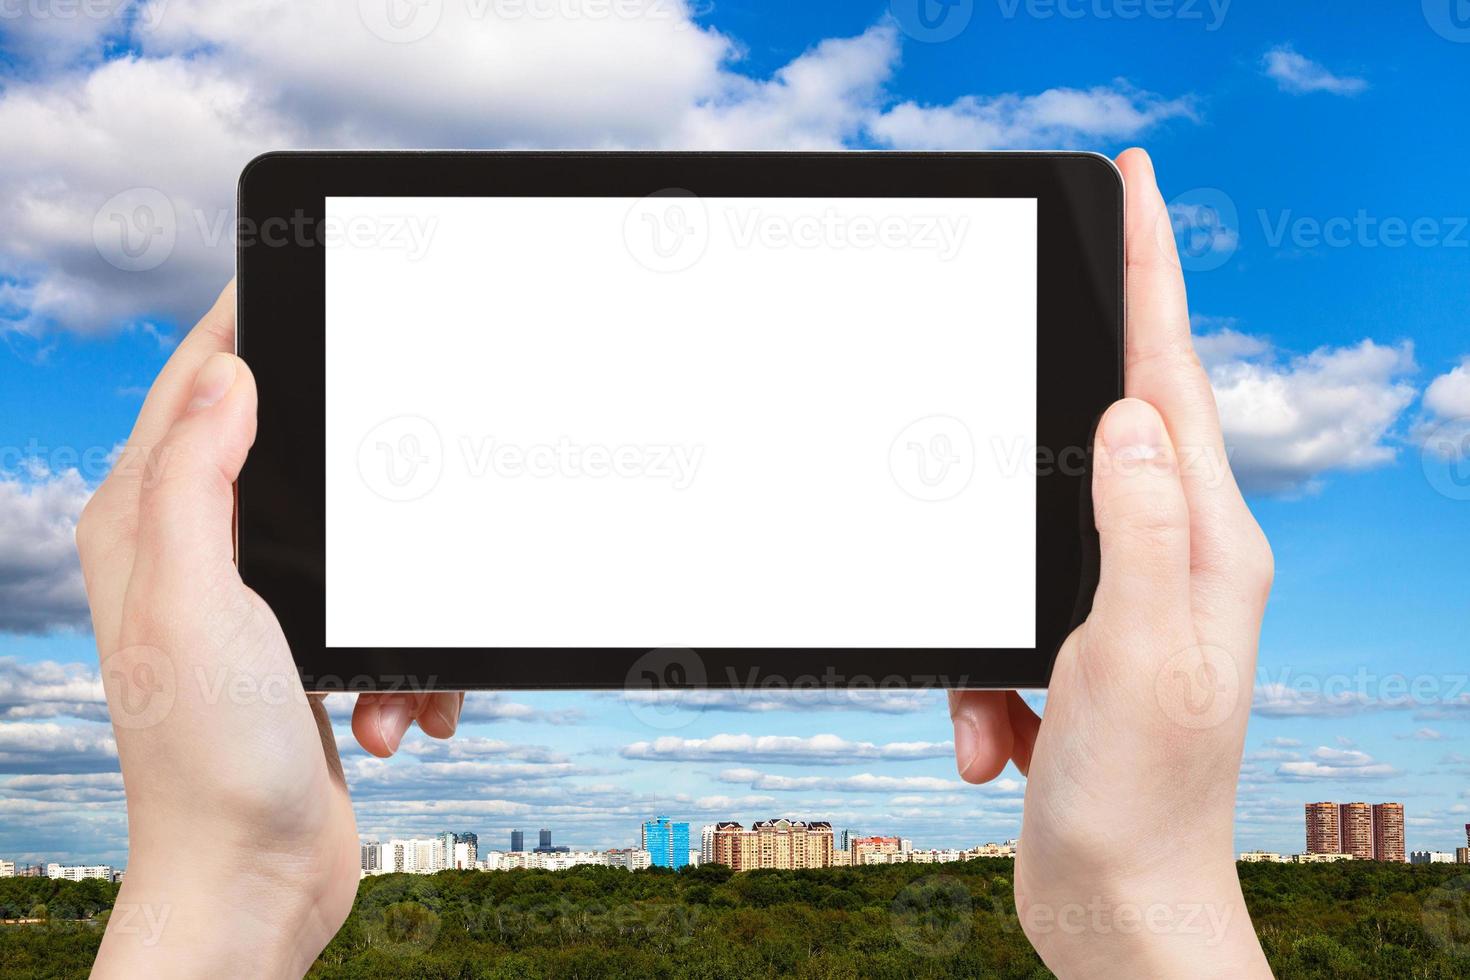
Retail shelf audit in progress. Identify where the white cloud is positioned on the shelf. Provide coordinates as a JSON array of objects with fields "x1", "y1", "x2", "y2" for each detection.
[
  {"x1": 1252, "y1": 682, "x2": 1379, "y2": 718},
  {"x1": 0, "y1": 0, "x2": 145, "y2": 69},
  {"x1": 0, "y1": 466, "x2": 92, "y2": 633},
  {"x1": 0, "y1": 657, "x2": 107, "y2": 721},
  {"x1": 321, "y1": 691, "x2": 583, "y2": 725},
  {"x1": 716, "y1": 767, "x2": 984, "y2": 793},
  {"x1": 620, "y1": 733, "x2": 952, "y2": 764},
  {"x1": 870, "y1": 82, "x2": 1195, "y2": 151},
  {"x1": 1275, "y1": 745, "x2": 1398, "y2": 781},
  {"x1": 0, "y1": 720, "x2": 117, "y2": 773},
  {"x1": 1424, "y1": 359, "x2": 1470, "y2": 419},
  {"x1": 1417, "y1": 357, "x2": 1470, "y2": 460},
  {"x1": 0, "y1": 9, "x2": 1194, "y2": 337},
  {"x1": 1262, "y1": 45, "x2": 1367, "y2": 96},
  {"x1": 1396, "y1": 727, "x2": 1447, "y2": 742},
  {"x1": 1198, "y1": 331, "x2": 1418, "y2": 493},
  {"x1": 675, "y1": 23, "x2": 897, "y2": 149},
  {"x1": 615, "y1": 687, "x2": 941, "y2": 715}
]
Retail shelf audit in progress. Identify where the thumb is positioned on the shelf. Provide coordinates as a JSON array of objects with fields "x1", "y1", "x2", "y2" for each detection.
[
  {"x1": 1087, "y1": 397, "x2": 1193, "y2": 647},
  {"x1": 132, "y1": 352, "x2": 257, "y2": 592}
]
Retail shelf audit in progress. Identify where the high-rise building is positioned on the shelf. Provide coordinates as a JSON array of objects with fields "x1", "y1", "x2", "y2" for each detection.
[
  {"x1": 642, "y1": 816, "x2": 692, "y2": 869},
  {"x1": 1305, "y1": 802, "x2": 1341, "y2": 854},
  {"x1": 510, "y1": 829, "x2": 525, "y2": 853},
  {"x1": 1305, "y1": 801, "x2": 1406, "y2": 861},
  {"x1": 458, "y1": 832, "x2": 478, "y2": 854},
  {"x1": 700, "y1": 824, "x2": 717, "y2": 864},
  {"x1": 533, "y1": 828, "x2": 569, "y2": 854},
  {"x1": 712, "y1": 819, "x2": 835, "y2": 871},
  {"x1": 1372, "y1": 803, "x2": 1405, "y2": 862},
  {"x1": 851, "y1": 836, "x2": 902, "y2": 865},
  {"x1": 361, "y1": 841, "x2": 384, "y2": 873},
  {"x1": 1338, "y1": 803, "x2": 1374, "y2": 860},
  {"x1": 539, "y1": 829, "x2": 552, "y2": 850}
]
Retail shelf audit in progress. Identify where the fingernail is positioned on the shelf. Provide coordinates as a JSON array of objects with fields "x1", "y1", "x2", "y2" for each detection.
[
  {"x1": 376, "y1": 700, "x2": 413, "y2": 754},
  {"x1": 187, "y1": 353, "x2": 237, "y2": 413},
  {"x1": 1102, "y1": 399, "x2": 1165, "y2": 462},
  {"x1": 434, "y1": 695, "x2": 462, "y2": 735},
  {"x1": 952, "y1": 711, "x2": 979, "y2": 780}
]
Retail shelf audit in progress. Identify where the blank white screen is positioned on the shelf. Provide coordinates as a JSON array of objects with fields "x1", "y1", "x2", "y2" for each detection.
[{"x1": 324, "y1": 196, "x2": 1036, "y2": 648}]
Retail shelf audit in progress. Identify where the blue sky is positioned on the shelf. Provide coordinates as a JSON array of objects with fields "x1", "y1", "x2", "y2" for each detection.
[{"x1": 2, "y1": 0, "x2": 1469, "y2": 867}]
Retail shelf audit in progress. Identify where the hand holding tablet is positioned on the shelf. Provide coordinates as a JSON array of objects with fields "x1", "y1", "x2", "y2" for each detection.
[{"x1": 84, "y1": 150, "x2": 1271, "y2": 977}]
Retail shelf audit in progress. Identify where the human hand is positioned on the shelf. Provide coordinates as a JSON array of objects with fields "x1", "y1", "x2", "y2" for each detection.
[
  {"x1": 947, "y1": 150, "x2": 1274, "y2": 978},
  {"x1": 79, "y1": 283, "x2": 465, "y2": 978}
]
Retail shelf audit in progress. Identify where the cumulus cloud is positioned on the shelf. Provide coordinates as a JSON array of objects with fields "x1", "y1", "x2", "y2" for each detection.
[
  {"x1": 0, "y1": 7, "x2": 1194, "y2": 337},
  {"x1": 322, "y1": 691, "x2": 583, "y2": 725},
  {"x1": 1417, "y1": 357, "x2": 1470, "y2": 459},
  {"x1": 870, "y1": 82, "x2": 1196, "y2": 150},
  {"x1": 1252, "y1": 682, "x2": 1380, "y2": 718},
  {"x1": 1275, "y1": 746, "x2": 1398, "y2": 781},
  {"x1": 1262, "y1": 45, "x2": 1367, "y2": 96},
  {"x1": 1197, "y1": 330, "x2": 1418, "y2": 493},
  {"x1": 0, "y1": 657, "x2": 107, "y2": 721},
  {"x1": 1424, "y1": 359, "x2": 1470, "y2": 420},
  {"x1": 620, "y1": 733, "x2": 952, "y2": 765},
  {"x1": 715, "y1": 767, "x2": 995, "y2": 794},
  {"x1": 614, "y1": 687, "x2": 942, "y2": 715},
  {"x1": 0, "y1": 466, "x2": 92, "y2": 634},
  {"x1": 0, "y1": 720, "x2": 117, "y2": 773},
  {"x1": 2, "y1": 771, "x2": 125, "y2": 803}
]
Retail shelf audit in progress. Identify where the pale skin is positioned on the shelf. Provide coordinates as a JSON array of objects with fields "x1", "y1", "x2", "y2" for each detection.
[
  {"x1": 949, "y1": 149, "x2": 1274, "y2": 977},
  {"x1": 83, "y1": 148, "x2": 1271, "y2": 977}
]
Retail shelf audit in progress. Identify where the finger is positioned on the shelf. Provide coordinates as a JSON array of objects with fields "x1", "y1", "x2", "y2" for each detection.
[
  {"x1": 352, "y1": 692, "x2": 428, "y2": 758},
  {"x1": 1117, "y1": 150, "x2": 1260, "y2": 600},
  {"x1": 77, "y1": 282, "x2": 237, "y2": 657},
  {"x1": 415, "y1": 692, "x2": 464, "y2": 740},
  {"x1": 122, "y1": 353, "x2": 256, "y2": 652},
  {"x1": 1088, "y1": 398, "x2": 1193, "y2": 646},
  {"x1": 1004, "y1": 692, "x2": 1041, "y2": 777},
  {"x1": 948, "y1": 691, "x2": 1015, "y2": 784}
]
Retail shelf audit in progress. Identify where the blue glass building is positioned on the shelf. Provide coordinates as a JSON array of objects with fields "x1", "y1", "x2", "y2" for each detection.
[{"x1": 642, "y1": 815, "x2": 691, "y2": 869}]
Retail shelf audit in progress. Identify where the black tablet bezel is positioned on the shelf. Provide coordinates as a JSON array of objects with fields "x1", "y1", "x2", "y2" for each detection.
[{"x1": 237, "y1": 151, "x2": 1122, "y2": 692}]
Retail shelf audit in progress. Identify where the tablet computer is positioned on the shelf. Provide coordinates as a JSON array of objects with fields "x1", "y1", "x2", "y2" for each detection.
[{"x1": 236, "y1": 151, "x2": 1122, "y2": 692}]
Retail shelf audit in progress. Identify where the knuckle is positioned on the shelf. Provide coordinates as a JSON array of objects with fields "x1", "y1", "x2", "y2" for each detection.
[
  {"x1": 1240, "y1": 525, "x2": 1276, "y2": 596},
  {"x1": 1097, "y1": 489, "x2": 1189, "y2": 550}
]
